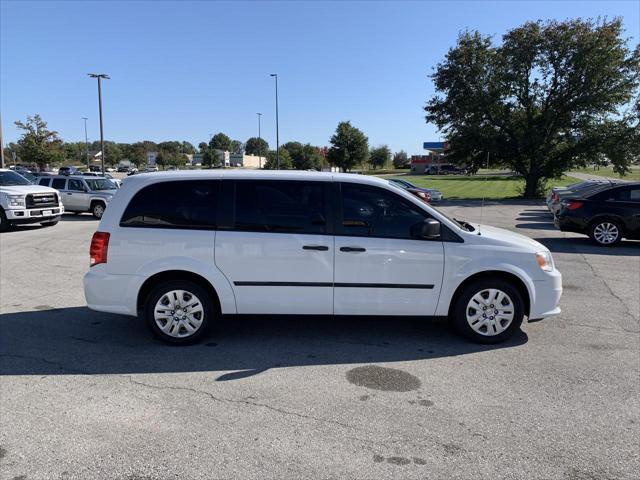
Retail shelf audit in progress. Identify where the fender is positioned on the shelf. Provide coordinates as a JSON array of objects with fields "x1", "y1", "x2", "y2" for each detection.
[
  {"x1": 435, "y1": 260, "x2": 536, "y2": 317},
  {"x1": 133, "y1": 255, "x2": 238, "y2": 314}
]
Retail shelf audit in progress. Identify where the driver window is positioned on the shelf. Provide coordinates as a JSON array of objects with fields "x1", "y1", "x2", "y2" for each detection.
[
  {"x1": 339, "y1": 183, "x2": 428, "y2": 239},
  {"x1": 68, "y1": 179, "x2": 85, "y2": 192}
]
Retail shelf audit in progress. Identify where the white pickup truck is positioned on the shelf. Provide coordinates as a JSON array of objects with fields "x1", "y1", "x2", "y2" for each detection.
[{"x1": 0, "y1": 169, "x2": 65, "y2": 232}]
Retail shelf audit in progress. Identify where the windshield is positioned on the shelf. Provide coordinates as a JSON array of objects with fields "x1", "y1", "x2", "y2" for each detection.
[
  {"x1": 85, "y1": 178, "x2": 117, "y2": 191},
  {"x1": 0, "y1": 170, "x2": 32, "y2": 186}
]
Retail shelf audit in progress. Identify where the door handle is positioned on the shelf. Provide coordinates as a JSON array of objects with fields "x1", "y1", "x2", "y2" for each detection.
[
  {"x1": 66, "y1": 193, "x2": 72, "y2": 195},
  {"x1": 302, "y1": 245, "x2": 329, "y2": 251},
  {"x1": 340, "y1": 246, "x2": 366, "y2": 252}
]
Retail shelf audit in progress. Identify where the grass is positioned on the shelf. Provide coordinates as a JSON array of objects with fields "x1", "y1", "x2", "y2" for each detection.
[
  {"x1": 381, "y1": 174, "x2": 582, "y2": 200},
  {"x1": 570, "y1": 166, "x2": 640, "y2": 181}
]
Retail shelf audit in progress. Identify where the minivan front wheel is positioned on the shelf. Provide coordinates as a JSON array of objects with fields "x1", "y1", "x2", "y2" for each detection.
[
  {"x1": 144, "y1": 280, "x2": 213, "y2": 344},
  {"x1": 453, "y1": 279, "x2": 524, "y2": 344}
]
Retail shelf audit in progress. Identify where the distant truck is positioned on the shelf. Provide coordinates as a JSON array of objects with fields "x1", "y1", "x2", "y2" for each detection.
[{"x1": 0, "y1": 169, "x2": 64, "y2": 231}]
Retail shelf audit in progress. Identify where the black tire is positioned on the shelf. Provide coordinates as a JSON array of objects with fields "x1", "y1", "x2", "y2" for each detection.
[
  {"x1": 589, "y1": 219, "x2": 622, "y2": 247},
  {"x1": 143, "y1": 280, "x2": 214, "y2": 345},
  {"x1": 452, "y1": 278, "x2": 524, "y2": 344},
  {"x1": 41, "y1": 218, "x2": 60, "y2": 227},
  {"x1": 0, "y1": 208, "x2": 11, "y2": 232},
  {"x1": 91, "y1": 201, "x2": 106, "y2": 219}
]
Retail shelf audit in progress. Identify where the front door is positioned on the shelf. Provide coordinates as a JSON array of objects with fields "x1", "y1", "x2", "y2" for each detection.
[
  {"x1": 215, "y1": 179, "x2": 334, "y2": 314},
  {"x1": 333, "y1": 182, "x2": 444, "y2": 316},
  {"x1": 66, "y1": 178, "x2": 88, "y2": 211}
]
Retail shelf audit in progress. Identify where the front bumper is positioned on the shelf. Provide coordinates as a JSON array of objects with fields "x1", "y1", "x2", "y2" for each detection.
[
  {"x1": 530, "y1": 269, "x2": 563, "y2": 320},
  {"x1": 5, "y1": 205, "x2": 64, "y2": 224}
]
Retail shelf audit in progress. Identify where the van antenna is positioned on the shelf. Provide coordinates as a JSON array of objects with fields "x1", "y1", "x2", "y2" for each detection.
[{"x1": 479, "y1": 151, "x2": 489, "y2": 235}]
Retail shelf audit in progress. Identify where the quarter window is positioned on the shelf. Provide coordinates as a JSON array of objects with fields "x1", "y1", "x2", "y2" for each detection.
[
  {"x1": 233, "y1": 180, "x2": 327, "y2": 234},
  {"x1": 338, "y1": 183, "x2": 428, "y2": 239},
  {"x1": 120, "y1": 180, "x2": 218, "y2": 229}
]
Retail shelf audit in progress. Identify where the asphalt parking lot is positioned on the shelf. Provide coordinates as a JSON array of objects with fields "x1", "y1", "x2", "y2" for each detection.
[{"x1": 0, "y1": 202, "x2": 638, "y2": 480}]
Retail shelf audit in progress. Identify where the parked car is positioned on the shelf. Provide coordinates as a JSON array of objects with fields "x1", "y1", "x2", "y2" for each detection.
[
  {"x1": 0, "y1": 169, "x2": 64, "y2": 231},
  {"x1": 117, "y1": 166, "x2": 131, "y2": 173},
  {"x1": 126, "y1": 168, "x2": 140, "y2": 176},
  {"x1": 84, "y1": 171, "x2": 562, "y2": 345},
  {"x1": 388, "y1": 178, "x2": 443, "y2": 201},
  {"x1": 389, "y1": 179, "x2": 431, "y2": 202},
  {"x1": 555, "y1": 182, "x2": 640, "y2": 246},
  {"x1": 37, "y1": 175, "x2": 117, "y2": 218},
  {"x1": 426, "y1": 164, "x2": 466, "y2": 175},
  {"x1": 58, "y1": 166, "x2": 83, "y2": 176},
  {"x1": 82, "y1": 172, "x2": 122, "y2": 188},
  {"x1": 546, "y1": 180, "x2": 616, "y2": 215}
]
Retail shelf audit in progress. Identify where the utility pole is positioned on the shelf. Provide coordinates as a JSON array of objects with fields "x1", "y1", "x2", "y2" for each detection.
[
  {"x1": 257, "y1": 112, "x2": 263, "y2": 168},
  {"x1": 82, "y1": 117, "x2": 89, "y2": 170},
  {"x1": 270, "y1": 74, "x2": 279, "y2": 170},
  {"x1": 88, "y1": 73, "x2": 109, "y2": 172},
  {"x1": 0, "y1": 114, "x2": 5, "y2": 168}
]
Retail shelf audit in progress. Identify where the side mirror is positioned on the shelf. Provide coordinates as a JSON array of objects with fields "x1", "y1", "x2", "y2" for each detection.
[{"x1": 411, "y1": 219, "x2": 441, "y2": 239}]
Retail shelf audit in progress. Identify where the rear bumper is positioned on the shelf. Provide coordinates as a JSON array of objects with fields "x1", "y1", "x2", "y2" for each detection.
[
  {"x1": 555, "y1": 215, "x2": 586, "y2": 234},
  {"x1": 530, "y1": 270, "x2": 563, "y2": 320},
  {"x1": 83, "y1": 265, "x2": 140, "y2": 317}
]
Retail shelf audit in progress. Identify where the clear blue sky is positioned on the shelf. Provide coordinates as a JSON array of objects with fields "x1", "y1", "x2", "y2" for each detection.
[{"x1": 1, "y1": 0, "x2": 638, "y2": 155}]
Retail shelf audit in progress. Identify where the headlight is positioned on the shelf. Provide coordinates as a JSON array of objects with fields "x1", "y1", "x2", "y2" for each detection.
[
  {"x1": 7, "y1": 195, "x2": 25, "y2": 207},
  {"x1": 535, "y1": 251, "x2": 554, "y2": 272}
]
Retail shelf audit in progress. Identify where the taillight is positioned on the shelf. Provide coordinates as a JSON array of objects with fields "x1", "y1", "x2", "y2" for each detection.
[
  {"x1": 566, "y1": 200, "x2": 583, "y2": 210},
  {"x1": 90, "y1": 231, "x2": 110, "y2": 267}
]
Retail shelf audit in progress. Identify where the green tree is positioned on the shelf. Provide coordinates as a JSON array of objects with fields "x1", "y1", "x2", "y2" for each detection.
[
  {"x1": 264, "y1": 149, "x2": 293, "y2": 169},
  {"x1": 392, "y1": 150, "x2": 409, "y2": 168},
  {"x1": 124, "y1": 142, "x2": 147, "y2": 168},
  {"x1": 14, "y1": 114, "x2": 64, "y2": 169},
  {"x1": 210, "y1": 132, "x2": 232, "y2": 152},
  {"x1": 369, "y1": 145, "x2": 391, "y2": 170},
  {"x1": 327, "y1": 121, "x2": 369, "y2": 172},
  {"x1": 425, "y1": 18, "x2": 640, "y2": 197},
  {"x1": 181, "y1": 141, "x2": 196, "y2": 155},
  {"x1": 230, "y1": 139, "x2": 244, "y2": 154},
  {"x1": 245, "y1": 137, "x2": 269, "y2": 156}
]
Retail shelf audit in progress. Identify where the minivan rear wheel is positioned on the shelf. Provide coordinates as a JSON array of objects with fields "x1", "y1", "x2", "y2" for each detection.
[
  {"x1": 453, "y1": 278, "x2": 524, "y2": 344},
  {"x1": 144, "y1": 280, "x2": 213, "y2": 344}
]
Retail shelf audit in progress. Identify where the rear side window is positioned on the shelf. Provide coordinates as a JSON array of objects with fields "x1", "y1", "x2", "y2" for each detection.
[
  {"x1": 38, "y1": 178, "x2": 51, "y2": 186},
  {"x1": 68, "y1": 179, "x2": 85, "y2": 191},
  {"x1": 120, "y1": 180, "x2": 218, "y2": 229},
  {"x1": 233, "y1": 180, "x2": 327, "y2": 234},
  {"x1": 51, "y1": 178, "x2": 66, "y2": 190},
  {"x1": 338, "y1": 183, "x2": 427, "y2": 239}
]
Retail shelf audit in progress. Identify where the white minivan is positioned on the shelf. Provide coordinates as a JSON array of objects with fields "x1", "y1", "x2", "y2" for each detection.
[{"x1": 83, "y1": 171, "x2": 562, "y2": 344}]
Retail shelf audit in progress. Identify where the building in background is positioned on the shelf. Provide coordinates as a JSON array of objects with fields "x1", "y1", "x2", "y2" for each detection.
[
  {"x1": 410, "y1": 142, "x2": 448, "y2": 173},
  {"x1": 146, "y1": 152, "x2": 157, "y2": 168}
]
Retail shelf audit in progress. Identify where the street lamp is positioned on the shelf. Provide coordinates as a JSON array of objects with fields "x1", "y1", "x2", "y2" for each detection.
[
  {"x1": 270, "y1": 74, "x2": 279, "y2": 170},
  {"x1": 88, "y1": 73, "x2": 109, "y2": 172},
  {"x1": 256, "y1": 112, "x2": 263, "y2": 168},
  {"x1": 82, "y1": 117, "x2": 89, "y2": 170}
]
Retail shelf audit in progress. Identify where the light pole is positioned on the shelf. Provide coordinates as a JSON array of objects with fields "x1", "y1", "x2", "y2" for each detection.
[
  {"x1": 256, "y1": 112, "x2": 263, "y2": 168},
  {"x1": 270, "y1": 73, "x2": 279, "y2": 170},
  {"x1": 0, "y1": 114, "x2": 5, "y2": 169},
  {"x1": 88, "y1": 73, "x2": 109, "y2": 172},
  {"x1": 82, "y1": 117, "x2": 89, "y2": 170}
]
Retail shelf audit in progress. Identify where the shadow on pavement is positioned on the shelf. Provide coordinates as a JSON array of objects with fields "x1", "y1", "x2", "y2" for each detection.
[
  {"x1": 61, "y1": 213, "x2": 99, "y2": 222},
  {"x1": 0, "y1": 307, "x2": 528, "y2": 380},
  {"x1": 535, "y1": 236, "x2": 640, "y2": 256}
]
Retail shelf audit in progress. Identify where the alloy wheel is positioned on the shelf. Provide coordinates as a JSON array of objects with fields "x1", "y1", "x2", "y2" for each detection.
[{"x1": 593, "y1": 222, "x2": 619, "y2": 245}]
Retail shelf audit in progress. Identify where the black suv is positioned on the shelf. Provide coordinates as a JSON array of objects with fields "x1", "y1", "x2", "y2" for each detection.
[{"x1": 555, "y1": 182, "x2": 640, "y2": 246}]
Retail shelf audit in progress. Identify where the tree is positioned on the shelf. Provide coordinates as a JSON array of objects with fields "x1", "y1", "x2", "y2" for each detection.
[
  {"x1": 369, "y1": 145, "x2": 391, "y2": 170},
  {"x1": 14, "y1": 114, "x2": 64, "y2": 169},
  {"x1": 393, "y1": 150, "x2": 409, "y2": 169},
  {"x1": 230, "y1": 139, "x2": 244, "y2": 154},
  {"x1": 425, "y1": 18, "x2": 640, "y2": 197},
  {"x1": 210, "y1": 132, "x2": 232, "y2": 152},
  {"x1": 245, "y1": 137, "x2": 269, "y2": 156},
  {"x1": 124, "y1": 142, "x2": 148, "y2": 168},
  {"x1": 181, "y1": 141, "x2": 196, "y2": 155},
  {"x1": 264, "y1": 149, "x2": 292, "y2": 169},
  {"x1": 327, "y1": 121, "x2": 369, "y2": 172}
]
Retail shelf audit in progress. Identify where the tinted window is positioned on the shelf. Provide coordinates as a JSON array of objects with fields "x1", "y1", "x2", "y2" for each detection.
[
  {"x1": 38, "y1": 178, "x2": 51, "y2": 186},
  {"x1": 51, "y1": 178, "x2": 67, "y2": 190},
  {"x1": 121, "y1": 180, "x2": 218, "y2": 229},
  {"x1": 629, "y1": 188, "x2": 640, "y2": 201},
  {"x1": 68, "y1": 179, "x2": 85, "y2": 191},
  {"x1": 233, "y1": 180, "x2": 326, "y2": 234},
  {"x1": 339, "y1": 183, "x2": 427, "y2": 239}
]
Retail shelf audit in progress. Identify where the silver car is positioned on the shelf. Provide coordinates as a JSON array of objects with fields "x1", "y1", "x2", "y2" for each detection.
[
  {"x1": 36, "y1": 175, "x2": 117, "y2": 218},
  {"x1": 388, "y1": 178, "x2": 444, "y2": 201}
]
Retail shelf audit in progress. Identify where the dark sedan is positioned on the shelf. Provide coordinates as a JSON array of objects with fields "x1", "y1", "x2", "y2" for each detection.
[{"x1": 555, "y1": 183, "x2": 640, "y2": 246}]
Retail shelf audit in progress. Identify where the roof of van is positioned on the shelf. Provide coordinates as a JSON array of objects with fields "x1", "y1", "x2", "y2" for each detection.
[{"x1": 121, "y1": 169, "x2": 392, "y2": 187}]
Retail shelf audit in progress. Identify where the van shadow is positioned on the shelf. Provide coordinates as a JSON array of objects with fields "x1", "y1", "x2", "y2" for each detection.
[
  {"x1": 0, "y1": 307, "x2": 527, "y2": 380},
  {"x1": 535, "y1": 236, "x2": 640, "y2": 256}
]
